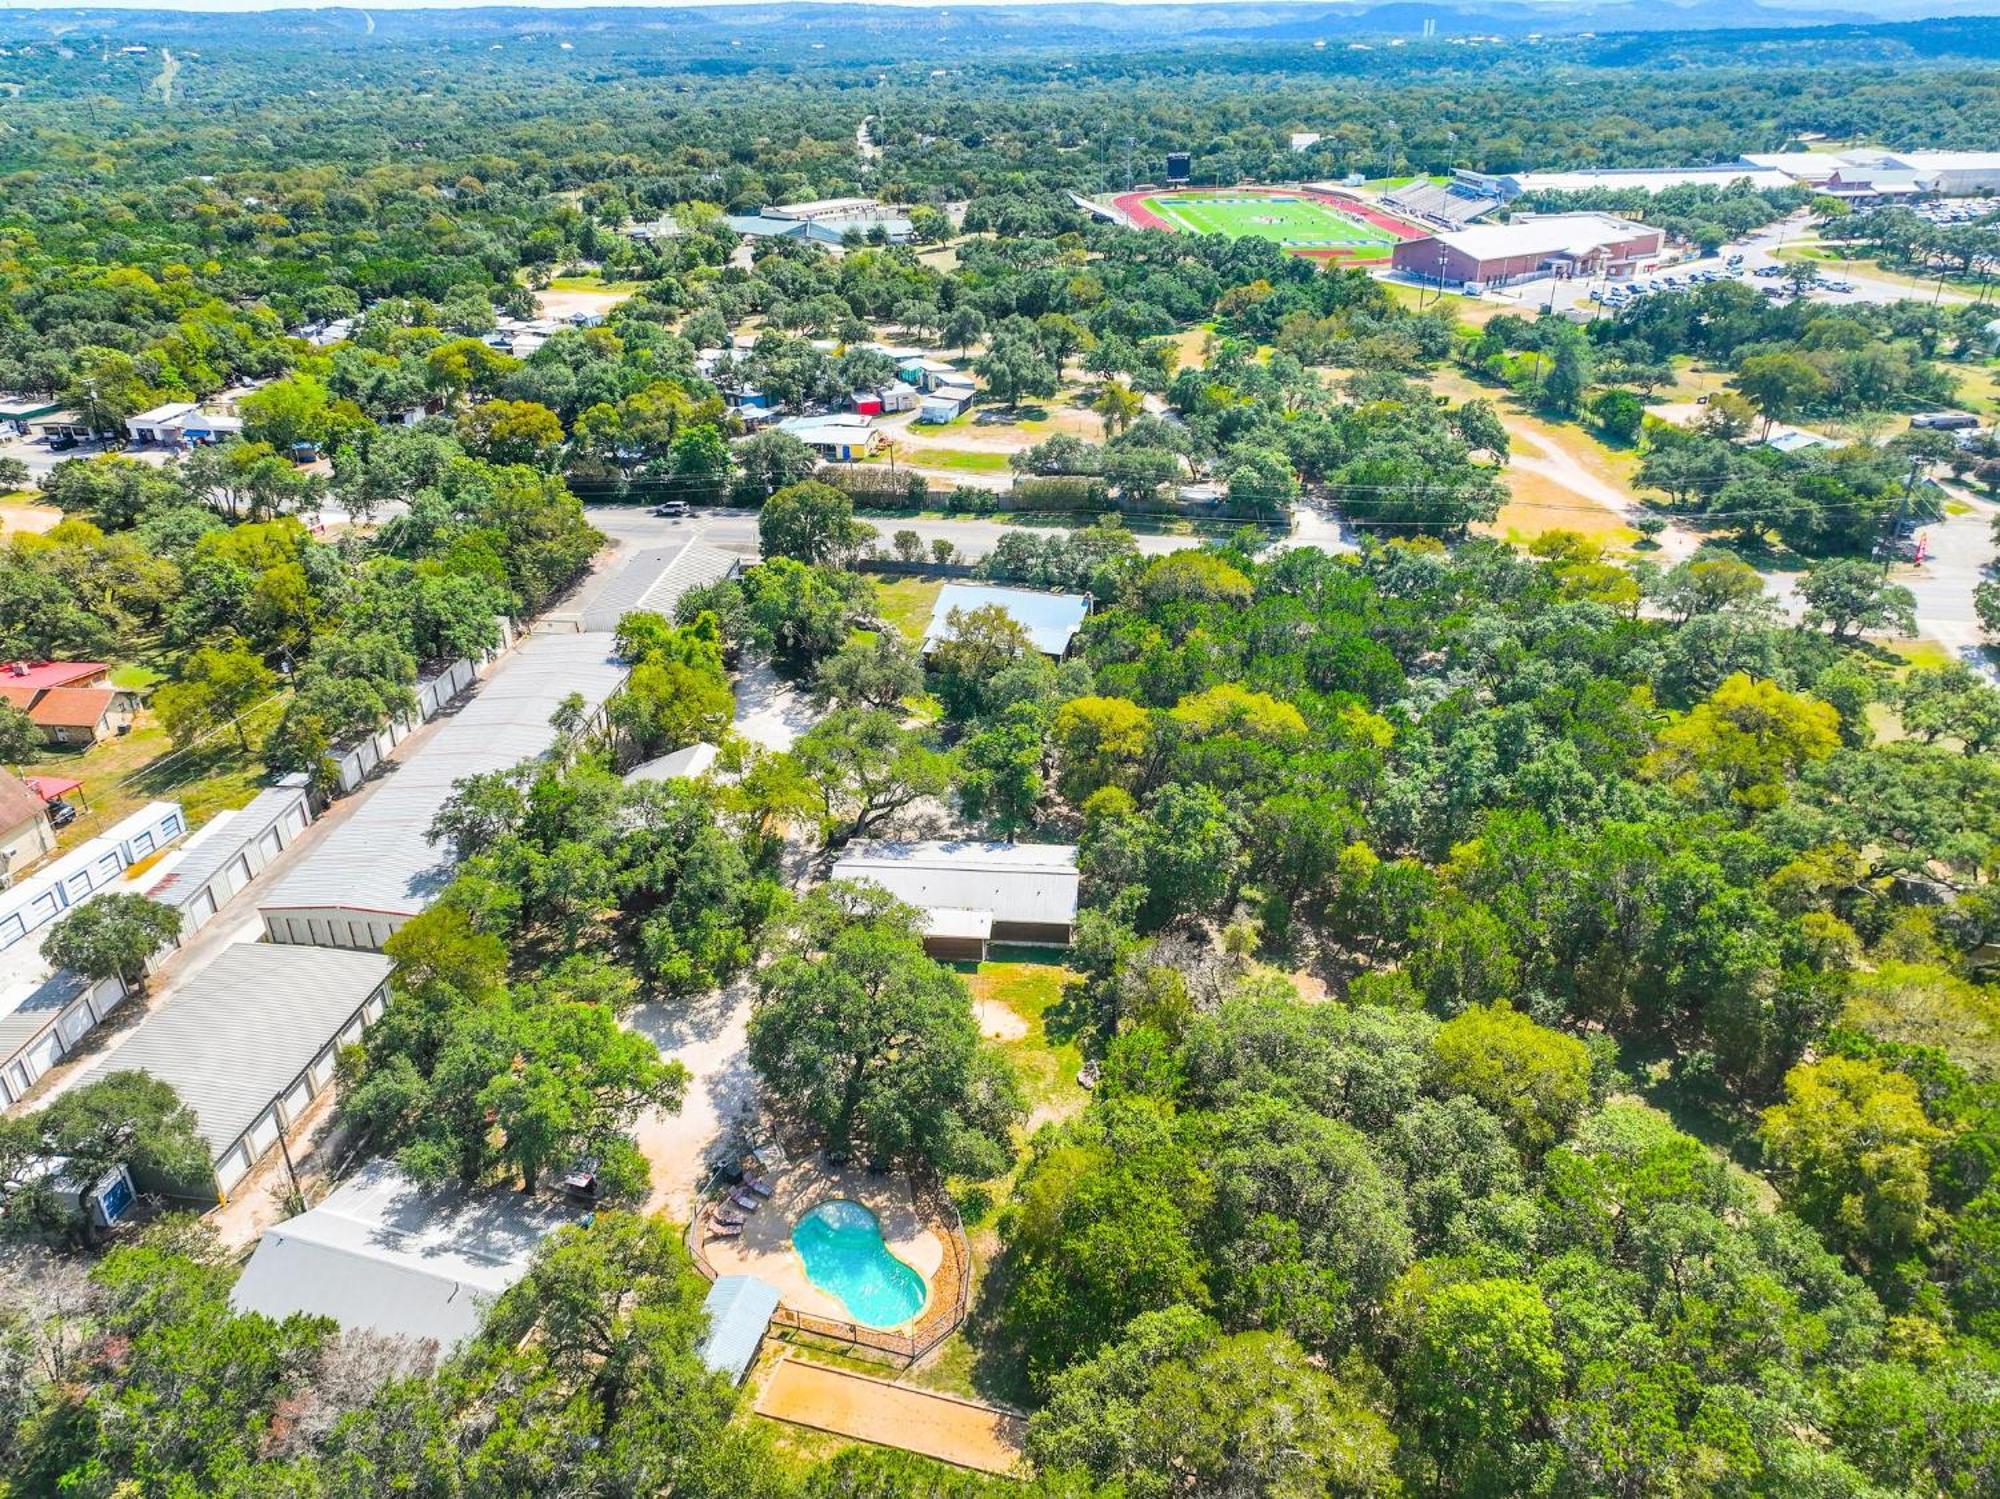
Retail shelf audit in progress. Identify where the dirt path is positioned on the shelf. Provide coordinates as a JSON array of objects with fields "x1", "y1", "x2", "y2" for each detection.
[{"x1": 755, "y1": 1358, "x2": 1025, "y2": 1475}]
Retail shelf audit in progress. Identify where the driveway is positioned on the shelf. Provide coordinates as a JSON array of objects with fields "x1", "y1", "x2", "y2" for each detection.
[{"x1": 1908, "y1": 487, "x2": 1999, "y2": 674}]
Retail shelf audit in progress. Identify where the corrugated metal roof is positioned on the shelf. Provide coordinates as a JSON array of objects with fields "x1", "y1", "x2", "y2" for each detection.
[
  {"x1": 72, "y1": 943, "x2": 391, "y2": 1159},
  {"x1": 831, "y1": 841, "x2": 1079, "y2": 928},
  {"x1": 260, "y1": 633, "x2": 628, "y2": 919},
  {"x1": 698, "y1": 1275, "x2": 782, "y2": 1383},
  {"x1": 230, "y1": 1159, "x2": 579, "y2": 1348},
  {"x1": 146, "y1": 777, "x2": 309, "y2": 909},
  {"x1": 581, "y1": 537, "x2": 739, "y2": 633},
  {"x1": 922, "y1": 584, "x2": 1090, "y2": 659},
  {"x1": 625, "y1": 743, "x2": 719, "y2": 784},
  {"x1": 0, "y1": 967, "x2": 86, "y2": 1058}
]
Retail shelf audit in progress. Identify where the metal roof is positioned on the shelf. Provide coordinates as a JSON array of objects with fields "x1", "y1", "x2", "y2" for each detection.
[
  {"x1": 580, "y1": 537, "x2": 739, "y2": 633},
  {"x1": 698, "y1": 1274, "x2": 782, "y2": 1383},
  {"x1": 72, "y1": 943, "x2": 391, "y2": 1159},
  {"x1": 922, "y1": 584, "x2": 1090, "y2": 659},
  {"x1": 230, "y1": 1159, "x2": 580, "y2": 1348},
  {"x1": 261, "y1": 632, "x2": 628, "y2": 919},
  {"x1": 146, "y1": 777, "x2": 308, "y2": 910},
  {"x1": 1427, "y1": 213, "x2": 1659, "y2": 263},
  {"x1": 831, "y1": 841, "x2": 1080, "y2": 928},
  {"x1": 624, "y1": 742, "x2": 719, "y2": 784},
  {"x1": 0, "y1": 966, "x2": 87, "y2": 1060}
]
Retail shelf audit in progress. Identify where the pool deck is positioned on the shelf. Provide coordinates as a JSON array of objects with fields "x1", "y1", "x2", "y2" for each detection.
[{"x1": 696, "y1": 1154, "x2": 945, "y2": 1327}]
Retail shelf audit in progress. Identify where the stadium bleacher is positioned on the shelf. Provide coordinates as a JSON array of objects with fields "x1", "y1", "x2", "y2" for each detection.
[{"x1": 1383, "y1": 180, "x2": 1501, "y2": 228}]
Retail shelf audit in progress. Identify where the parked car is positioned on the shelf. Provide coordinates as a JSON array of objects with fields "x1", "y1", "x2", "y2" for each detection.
[
  {"x1": 46, "y1": 800, "x2": 76, "y2": 829},
  {"x1": 650, "y1": 500, "x2": 691, "y2": 517}
]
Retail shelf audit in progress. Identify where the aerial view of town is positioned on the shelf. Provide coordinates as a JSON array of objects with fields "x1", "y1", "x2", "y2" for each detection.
[{"x1": 0, "y1": 0, "x2": 1996, "y2": 1491}]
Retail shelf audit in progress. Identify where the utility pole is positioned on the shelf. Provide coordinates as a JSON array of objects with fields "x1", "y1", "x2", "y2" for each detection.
[{"x1": 1884, "y1": 454, "x2": 1923, "y2": 575}]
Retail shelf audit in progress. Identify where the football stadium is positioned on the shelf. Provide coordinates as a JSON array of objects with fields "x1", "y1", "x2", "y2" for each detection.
[{"x1": 1112, "y1": 186, "x2": 1425, "y2": 262}]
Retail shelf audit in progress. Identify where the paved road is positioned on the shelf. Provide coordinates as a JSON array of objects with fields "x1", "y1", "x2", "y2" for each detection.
[
  {"x1": 585, "y1": 503, "x2": 1229, "y2": 562},
  {"x1": 1908, "y1": 487, "x2": 1999, "y2": 674}
]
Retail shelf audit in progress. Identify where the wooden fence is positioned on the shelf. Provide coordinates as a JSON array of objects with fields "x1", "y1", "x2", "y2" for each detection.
[{"x1": 684, "y1": 1178, "x2": 973, "y2": 1369}]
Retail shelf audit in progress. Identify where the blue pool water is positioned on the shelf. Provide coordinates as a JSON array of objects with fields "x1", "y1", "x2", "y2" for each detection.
[{"x1": 791, "y1": 1199, "x2": 928, "y2": 1328}]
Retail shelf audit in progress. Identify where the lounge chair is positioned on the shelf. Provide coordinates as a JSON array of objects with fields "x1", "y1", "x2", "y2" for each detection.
[
  {"x1": 714, "y1": 1206, "x2": 749, "y2": 1226},
  {"x1": 729, "y1": 1188, "x2": 763, "y2": 1211},
  {"x1": 744, "y1": 1178, "x2": 775, "y2": 1198},
  {"x1": 707, "y1": 1224, "x2": 742, "y2": 1239}
]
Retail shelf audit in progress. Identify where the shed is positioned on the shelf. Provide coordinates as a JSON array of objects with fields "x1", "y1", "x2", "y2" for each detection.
[
  {"x1": 829, "y1": 841, "x2": 1079, "y2": 959},
  {"x1": 231, "y1": 1160, "x2": 580, "y2": 1348},
  {"x1": 922, "y1": 583, "x2": 1091, "y2": 660},
  {"x1": 698, "y1": 1274, "x2": 783, "y2": 1384},
  {"x1": 69, "y1": 942, "x2": 393, "y2": 1198}
]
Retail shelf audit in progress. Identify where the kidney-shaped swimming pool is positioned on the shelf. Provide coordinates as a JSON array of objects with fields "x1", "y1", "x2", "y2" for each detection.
[{"x1": 791, "y1": 1199, "x2": 928, "y2": 1329}]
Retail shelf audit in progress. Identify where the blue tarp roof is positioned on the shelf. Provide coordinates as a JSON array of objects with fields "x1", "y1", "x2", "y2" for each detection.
[{"x1": 698, "y1": 1275, "x2": 782, "y2": 1384}]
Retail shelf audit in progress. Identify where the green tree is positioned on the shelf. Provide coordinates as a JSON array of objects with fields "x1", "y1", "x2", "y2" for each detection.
[
  {"x1": 758, "y1": 480, "x2": 873, "y2": 566},
  {"x1": 0, "y1": 1072, "x2": 211, "y2": 1235},
  {"x1": 1429, "y1": 1002, "x2": 1592, "y2": 1155},
  {"x1": 788, "y1": 708, "x2": 954, "y2": 845},
  {"x1": 1798, "y1": 558, "x2": 1918, "y2": 641},
  {"x1": 42, "y1": 894, "x2": 183, "y2": 987},
  {"x1": 1393, "y1": 1273, "x2": 1564, "y2": 1495},
  {"x1": 1029, "y1": 1306, "x2": 1398, "y2": 1498},
  {"x1": 748, "y1": 888, "x2": 1021, "y2": 1176},
  {"x1": 152, "y1": 641, "x2": 277, "y2": 751},
  {"x1": 0, "y1": 700, "x2": 39, "y2": 764},
  {"x1": 1761, "y1": 1055, "x2": 1946, "y2": 1261}
]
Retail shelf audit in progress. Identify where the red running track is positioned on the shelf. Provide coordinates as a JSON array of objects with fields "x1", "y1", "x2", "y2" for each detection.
[{"x1": 1109, "y1": 185, "x2": 1431, "y2": 250}]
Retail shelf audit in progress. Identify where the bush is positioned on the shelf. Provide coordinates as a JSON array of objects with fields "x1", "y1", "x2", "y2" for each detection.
[{"x1": 1013, "y1": 476, "x2": 1111, "y2": 512}]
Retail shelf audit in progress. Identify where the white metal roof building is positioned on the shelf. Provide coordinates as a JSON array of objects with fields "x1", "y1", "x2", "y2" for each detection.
[
  {"x1": 70, "y1": 943, "x2": 393, "y2": 1198},
  {"x1": 259, "y1": 630, "x2": 629, "y2": 951},
  {"x1": 625, "y1": 742, "x2": 720, "y2": 785},
  {"x1": 231, "y1": 1160, "x2": 581, "y2": 1348},
  {"x1": 144, "y1": 775, "x2": 313, "y2": 946},
  {"x1": 1895, "y1": 152, "x2": 2000, "y2": 195},
  {"x1": 1498, "y1": 166, "x2": 1797, "y2": 196},
  {"x1": 830, "y1": 841, "x2": 1079, "y2": 960},
  {"x1": 579, "y1": 537, "x2": 739, "y2": 634},
  {"x1": 698, "y1": 1275, "x2": 783, "y2": 1384},
  {"x1": 922, "y1": 584, "x2": 1091, "y2": 660}
]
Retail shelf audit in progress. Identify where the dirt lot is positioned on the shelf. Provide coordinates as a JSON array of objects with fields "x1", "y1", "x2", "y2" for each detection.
[
  {"x1": 533, "y1": 286, "x2": 637, "y2": 320},
  {"x1": 754, "y1": 1358, "x2": 1025, "y2": 1475}
]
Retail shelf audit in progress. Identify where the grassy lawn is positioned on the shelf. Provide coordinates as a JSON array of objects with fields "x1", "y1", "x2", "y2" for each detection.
[
  {"x1": 19, "y1": 697, "x2": 286, "y2": 855},
  {"x1": 1885, "y1": 637, "x2": 1956, "y2": 670},
  {"x1": 871, "y1": 576, "x2": 943, "y2": 644},
  {"x1": 1773, "y1": 245, "x2": 1970, "y2": 297},
  {"x1": 1951, "y1": 360, "x2": 2000, "y2": 415},
  {"x1": 546, "y1": 274, "x2": 644, "y2": 293},
  {"x1": 1379, "y1": 280, "x2": 1509, "y2": 327},
  {"x1": 908, "y1": 956, "x2": 1087, "y2": 1406},
  {"x1": 965, "y1": 957, "x2": 1087, "y2": 1124},
  {"x1": 888, "y1": 447, "x2": 1012, "y2": 475}
]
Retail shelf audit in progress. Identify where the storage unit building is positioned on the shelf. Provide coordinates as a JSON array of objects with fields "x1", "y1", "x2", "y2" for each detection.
[
  {"x1": 0, "y1": 802, "x2": 187, "y2": 953},
  {"x1": 830, "y1": 841, "x2": 1080, "y2": 961},
  {"x1": 68, "y1": 943, "x2": 393, "y2": 1200},
  {"x1": 258, "y1": 630, "x2": 629, "y2": 950},
  {"x1": 231, "y1": 1159, "x2": 579, "y2": 1347},
  {"x1": 143, "y1": 775, "x2": 313, "y2": 944}
]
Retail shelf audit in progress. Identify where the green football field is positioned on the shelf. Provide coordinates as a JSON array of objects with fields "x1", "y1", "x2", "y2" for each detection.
[{"x1": 1141, "y1": 193, "x2": 1392, "y2": 251}]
